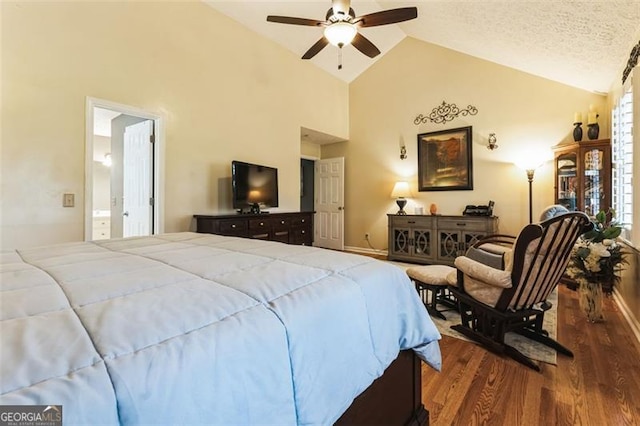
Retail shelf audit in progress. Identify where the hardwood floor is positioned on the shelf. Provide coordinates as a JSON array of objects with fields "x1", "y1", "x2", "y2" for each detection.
[{"x1": 421, "y1": 285, "x2": 640, "y2": 425}]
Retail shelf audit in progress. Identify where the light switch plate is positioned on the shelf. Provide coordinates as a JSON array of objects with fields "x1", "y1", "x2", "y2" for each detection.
[{"x1": 63, "y1": 193, "x2": 74, "y2": 207}]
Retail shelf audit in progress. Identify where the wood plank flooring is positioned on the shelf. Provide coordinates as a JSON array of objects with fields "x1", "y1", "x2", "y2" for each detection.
[{"x1": 421, "y1": 285, "x2": 640, "y2": 425}]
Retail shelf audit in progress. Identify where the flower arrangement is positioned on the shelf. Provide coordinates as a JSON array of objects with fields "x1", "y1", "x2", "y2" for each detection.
[{"x1": 566, "y1": 210, "x2": 627, "y2": 294}]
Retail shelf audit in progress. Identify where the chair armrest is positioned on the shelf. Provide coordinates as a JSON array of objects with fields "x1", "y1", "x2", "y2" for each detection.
[
  {"x1": 454, "y1": 256, "x2": 513, "y2": 289},
  {"x1": 466, "y1": 246, "x2": 506, "y2": 270},
  {"x1": 472, "y1": 234, "x2": 516, "y2": 249}
]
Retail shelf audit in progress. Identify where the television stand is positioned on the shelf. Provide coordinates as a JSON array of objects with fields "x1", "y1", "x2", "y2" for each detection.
[{"x1": 194, "y1": 212, "x2": 313, "y2": 246}]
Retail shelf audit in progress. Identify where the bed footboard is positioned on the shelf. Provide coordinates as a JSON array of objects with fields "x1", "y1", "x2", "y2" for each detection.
[{"x1": 334, "y1": 350, "x2": 428, "y2": 426}]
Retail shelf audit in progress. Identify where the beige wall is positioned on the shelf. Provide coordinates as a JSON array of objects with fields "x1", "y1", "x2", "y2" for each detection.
[
  {"x1": 300, "y1": 140, "x2": 321, "y2": 159},
  {"x1": 1, "y1": 1, "x2": 349, "y2": 248},
  {"x1": 344, "y1": 37, "x2": 608, "y2": 250}
]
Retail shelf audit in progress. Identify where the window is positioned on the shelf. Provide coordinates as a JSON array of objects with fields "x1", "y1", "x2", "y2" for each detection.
[{"x1": 611, "y1": 86, "x2": 633, "y2": 239}]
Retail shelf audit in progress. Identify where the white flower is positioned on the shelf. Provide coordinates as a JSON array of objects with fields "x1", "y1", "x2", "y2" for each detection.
[
  {"x1": 575, "y1": 238, "x2": 589, "y2": 249},
  {"x1": 591, "y1": 243, "x2": 611, "y2": 258}
]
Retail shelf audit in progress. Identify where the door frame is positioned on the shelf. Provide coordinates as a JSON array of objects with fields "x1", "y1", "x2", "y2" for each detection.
[{"x1": 84, "y1": 97, "x2": 165, "y2": 241}]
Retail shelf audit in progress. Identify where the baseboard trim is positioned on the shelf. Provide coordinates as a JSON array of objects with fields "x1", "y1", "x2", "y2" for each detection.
[
  {"x1": 613, "y1": 288, "x2": 640, "y2": 347},
  {"x1": 344, "y1": 245, "x2": 388, "y2": 257}
]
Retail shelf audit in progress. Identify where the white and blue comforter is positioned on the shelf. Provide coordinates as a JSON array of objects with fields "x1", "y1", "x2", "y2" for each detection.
[{"x1": 0, "y1": 232, "x2": 441, "y2": 425}]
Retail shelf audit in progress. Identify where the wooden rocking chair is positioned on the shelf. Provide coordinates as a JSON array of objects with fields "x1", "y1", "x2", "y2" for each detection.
[{"x1": 450, "y1": 212, "x2": 592, "y2": 371}]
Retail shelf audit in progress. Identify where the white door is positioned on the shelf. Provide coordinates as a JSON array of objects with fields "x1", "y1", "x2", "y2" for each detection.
[
  {"x1": 314, "y1": 157, "x2": 344, "y2": 250},
  {"x1": 123, "y1": 120, "x2": 153, "y2": 237}
]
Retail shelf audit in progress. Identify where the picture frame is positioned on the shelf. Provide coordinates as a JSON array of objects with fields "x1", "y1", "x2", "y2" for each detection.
[{"x1": 417, "y1": 126, "x2": 473, "y2": 191}]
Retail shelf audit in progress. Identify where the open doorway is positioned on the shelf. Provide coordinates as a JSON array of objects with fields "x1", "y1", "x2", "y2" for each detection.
[
  {"x1": 300, "y1": 158, "x2": 315, "y2": 212},
  {"x1": 300, "y1": 127, "x2": 346, "y2": 250},
  {"x1": 85, "y1": 98, "x2": 163, "y2": 241}
]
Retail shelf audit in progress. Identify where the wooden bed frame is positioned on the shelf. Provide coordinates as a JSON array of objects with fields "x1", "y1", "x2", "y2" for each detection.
[{"x1": 335, "y1": 350, "x2": 429, "y2": 426}]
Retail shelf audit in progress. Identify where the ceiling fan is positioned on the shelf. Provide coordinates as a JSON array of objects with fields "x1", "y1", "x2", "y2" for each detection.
[{"x1": 266, "y1": 0, "x2": 418, "y2": 63}]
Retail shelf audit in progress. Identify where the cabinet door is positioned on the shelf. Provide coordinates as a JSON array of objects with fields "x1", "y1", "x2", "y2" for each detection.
[
  {"x1": 411, "y1": 227, "x2": 434, "y2": 261},
  {"x1": 461, "y1": 231, "x2": 486, "y2": 252},
  {"x1": 556, "y1": 152, "x2": 578, "y2": 211},
  {"x1": 582, "y1": 147, "x2": 609, "y2": 216},
  {"x1": 390, "y1": 227, "x2": 411, "y2": 256},
  {"x1": 437, "y1": 230, "x2": 460, "y2": 264}
]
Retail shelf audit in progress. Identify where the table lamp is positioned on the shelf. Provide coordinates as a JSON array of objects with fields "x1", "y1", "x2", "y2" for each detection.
[{"x1": 391, "y1": 181, "x2": 411, "y2": 215}]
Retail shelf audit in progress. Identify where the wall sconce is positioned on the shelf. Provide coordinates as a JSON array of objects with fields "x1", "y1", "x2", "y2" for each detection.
[
  {"x1": 400, "y1": 145, "x2": 407, "y2": 160},
  {"x1": 102, "y1": 153, "x2": 112, "y2": 167},
  {"x1": 487, "y1": 133, "x2": 498, "y2": 150}
]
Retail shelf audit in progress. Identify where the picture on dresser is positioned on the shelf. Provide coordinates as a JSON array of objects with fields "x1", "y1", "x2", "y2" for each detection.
[{"x1": 417, "y1": 126, "x2": 473, "y2": 191}]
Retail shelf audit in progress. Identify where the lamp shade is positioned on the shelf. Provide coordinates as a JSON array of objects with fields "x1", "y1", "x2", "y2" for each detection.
[
  {"x1": 248, "y1": 189, "x2": 263, "y2": 204},
  {"x1": 391, "y1": 181, "x2": 411, "y2": 198},
  {"x1": 324, "y1": 22, "x2": 357, "y2": 46}
]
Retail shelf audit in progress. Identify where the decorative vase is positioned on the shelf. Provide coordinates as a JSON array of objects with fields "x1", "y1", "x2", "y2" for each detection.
[
  {"x1": 587, "y1": 123, "x2": 600, "y2": 140},
  {"x1": 573, "y1": 123, "x2": 583, "y2": 142},
  {"x1": 579, "y1": 281, "x2": 604, "y2": 322},
  {"x1": 429, "y1": 203, "x2": 437, "y2": 215}
]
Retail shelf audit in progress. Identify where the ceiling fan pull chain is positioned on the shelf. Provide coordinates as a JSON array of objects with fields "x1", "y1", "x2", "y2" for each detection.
[{"x1": 338, "y1": 46, "x2": 343, "y2": 70}]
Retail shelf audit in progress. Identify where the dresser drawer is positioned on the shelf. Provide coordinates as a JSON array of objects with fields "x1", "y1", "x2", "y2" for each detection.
[
  {"x1": 272, "y1": 217, "x2": 290, "y2": 231},
  {"x1": 291, "y1": 215, "x2": 311, "y2": 227},
  {"x1": 437, "y1": 218, "x2": 488, "y2": 232},
  {"x1": 272, "y1": 230, "x2": 289, "y2": 243},
  {"x1": 249, "y1": 218, "x2": 271, "y2": 231},
  {"x1": 219, "y1": 219, "x2": 247, "y2": 235},
  {"x1": 290, "y1": 227, "x2": 312, "y2": 245},
  {"x1": 389, "y1": 216, "x2": 433, "y2": 228}
]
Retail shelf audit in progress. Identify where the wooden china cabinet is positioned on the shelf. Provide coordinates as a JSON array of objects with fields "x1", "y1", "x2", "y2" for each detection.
[{"x1": 552, "y1": 139, "x2": 611, "y2": 216}]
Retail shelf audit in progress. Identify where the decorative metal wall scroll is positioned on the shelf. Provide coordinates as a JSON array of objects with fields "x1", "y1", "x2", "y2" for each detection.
[
  {"x1": 414, "y1": 101, "x2": 478, "y2": 125},
  {"x1": 622, "y1": 40, "x2": 639, "y2": 84}
]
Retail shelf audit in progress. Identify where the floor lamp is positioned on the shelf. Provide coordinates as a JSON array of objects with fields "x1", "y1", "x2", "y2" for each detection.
[
  {"x1": 525, "y1": 168, "x2": 535, "y2": 224},
  {"x1": 515, "y1": 160, "x2": 542, "y2": 224},
  {"x1": 514, "y1": 153, "x2": 544, "y2": 223}
]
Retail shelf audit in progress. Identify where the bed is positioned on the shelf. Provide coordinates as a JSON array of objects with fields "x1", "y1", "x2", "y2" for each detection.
[{"x1": 1, "y1": 232, "x2": 441, "y2": 425}]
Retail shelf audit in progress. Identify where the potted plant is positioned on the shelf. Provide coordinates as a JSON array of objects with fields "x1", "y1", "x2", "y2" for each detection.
[{"x1": 565, "y1": 210, "x2": 627, "y2": 322}]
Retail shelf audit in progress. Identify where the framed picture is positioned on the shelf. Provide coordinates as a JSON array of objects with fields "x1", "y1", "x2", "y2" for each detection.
[{"x1": 417, "y1": 126, "x2": 473, "y2": 191}]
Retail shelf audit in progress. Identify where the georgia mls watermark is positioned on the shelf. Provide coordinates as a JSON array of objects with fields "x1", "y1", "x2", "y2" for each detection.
[{"x1": 0, "y1": 405, "x2": 62, "y2": 426}]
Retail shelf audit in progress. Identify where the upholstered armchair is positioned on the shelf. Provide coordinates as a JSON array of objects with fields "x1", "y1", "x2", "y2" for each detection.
[{"x1": 450, "y1": 211, "x2": 592, "y2": 371}]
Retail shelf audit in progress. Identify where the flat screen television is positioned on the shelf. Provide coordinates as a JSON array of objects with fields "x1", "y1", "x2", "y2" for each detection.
[{"x1": 231, "y1": 160, "x2": 279, "y2": 213}]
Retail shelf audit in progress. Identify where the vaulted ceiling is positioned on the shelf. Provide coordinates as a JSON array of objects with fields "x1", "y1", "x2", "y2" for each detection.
[{"x1": 205, "y1": 0, "x2": 640, "y2": 93}]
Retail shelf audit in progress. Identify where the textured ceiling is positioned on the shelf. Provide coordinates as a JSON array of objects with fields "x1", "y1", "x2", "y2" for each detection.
[{"x1": 205, "y1": 0, "x2": 640, "y2": 93}]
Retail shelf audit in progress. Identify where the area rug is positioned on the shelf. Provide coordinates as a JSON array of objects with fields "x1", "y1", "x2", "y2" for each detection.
[{"x1": 389, "y1": 261, "x2": 558, "y2": 365}]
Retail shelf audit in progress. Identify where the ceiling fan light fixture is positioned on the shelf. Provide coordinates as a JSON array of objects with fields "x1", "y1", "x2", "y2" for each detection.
[{"x1": 324, "y1": 22, "x2": 357, "y2": 46}]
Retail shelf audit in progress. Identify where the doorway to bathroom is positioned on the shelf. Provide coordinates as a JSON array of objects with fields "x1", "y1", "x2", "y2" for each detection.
[{"x1": 85, "y1": 97, "x2": 163, "y2": 241}]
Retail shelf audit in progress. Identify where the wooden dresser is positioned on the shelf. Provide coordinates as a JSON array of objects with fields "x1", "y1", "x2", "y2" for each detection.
[
  {"x1": 388, "y1": 214, "x2": 499, "y2": 266},
  {"x1": 194, "y1": 212, "x2": 314, "y2": 246}
]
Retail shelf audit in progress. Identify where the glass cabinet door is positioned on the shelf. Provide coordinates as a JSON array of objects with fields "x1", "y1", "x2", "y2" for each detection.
[
  {"x1": 557, "y1": 153, "x2": 578, "y2": 211},
  {"x1": 583, "y1": 148, "x2": 605, "y2": 216}
]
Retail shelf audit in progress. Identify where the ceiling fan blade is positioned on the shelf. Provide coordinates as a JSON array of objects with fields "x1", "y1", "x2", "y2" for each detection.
[
  {"x1": 351, "y1": 32, "x2": 380, "y2": 58},
  {"x1": 302, "y1": 37, "x2": 329, "y2": 60},
  {"x1": 355, "y1": 7, "x2": 418, "y2": 27},
  {"x1": 266, "y1": 15, "x2": 324, "y2": 27}
]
